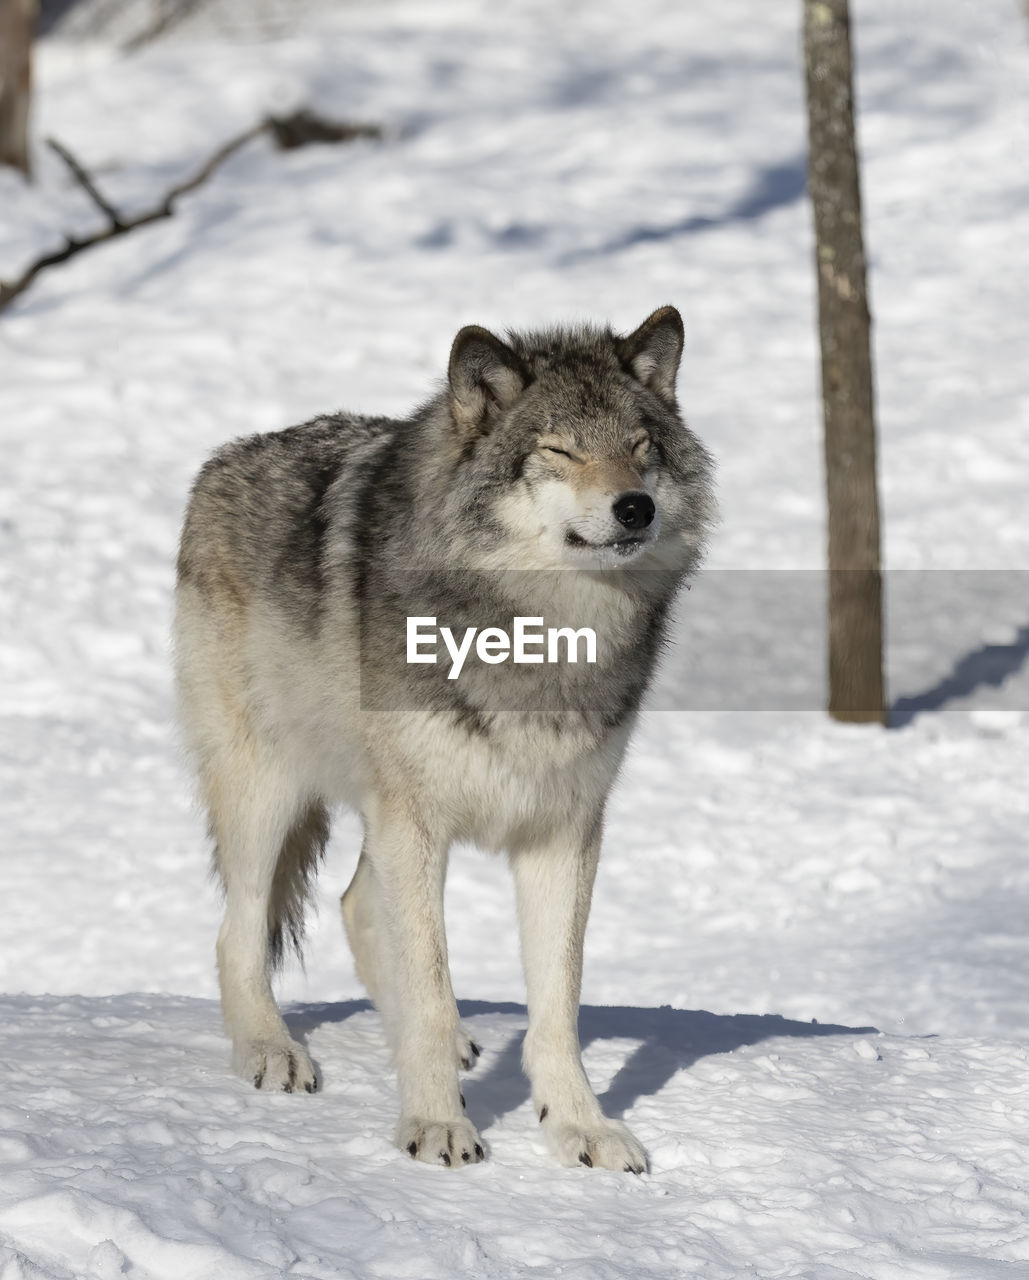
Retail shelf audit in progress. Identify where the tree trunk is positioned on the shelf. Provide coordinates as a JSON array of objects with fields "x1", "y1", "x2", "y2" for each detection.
[
  {"x1": 0, "y1": 0, "x2": 36, "y2": 178},
  {"x1": 803, "y1": 0, "x2": 886, "y2": 725}
]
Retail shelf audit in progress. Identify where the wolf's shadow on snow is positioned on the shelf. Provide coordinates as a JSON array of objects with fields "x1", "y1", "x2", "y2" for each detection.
[
  {"x1": 287, "y1": 1000, "x2": 876, "y2": 1129},
  {"x1": 462, "y1": 1002, "x2": 878, "y2": 1128}
]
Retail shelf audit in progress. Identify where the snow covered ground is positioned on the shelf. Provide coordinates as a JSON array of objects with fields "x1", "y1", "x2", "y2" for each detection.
[{"x1": 2, "y1": 0, "x2": 1028, "y2": 1275}]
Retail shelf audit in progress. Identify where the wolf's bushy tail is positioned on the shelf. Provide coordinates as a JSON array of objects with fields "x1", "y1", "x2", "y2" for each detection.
[{"x1": 266, "y1": 801, "x2": 331, "y2": 970}]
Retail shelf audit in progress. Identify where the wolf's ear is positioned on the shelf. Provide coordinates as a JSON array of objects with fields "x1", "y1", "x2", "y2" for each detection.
[
  {"x1": 618, "y1": 306, "x2": 684, "y2": 407},
  {"x1": 448, "y1": 325, "x2": 529, "y2": 434}
]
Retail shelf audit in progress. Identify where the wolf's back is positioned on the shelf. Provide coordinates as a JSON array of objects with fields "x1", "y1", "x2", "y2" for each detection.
[{"x1": 176, "y1": 412, "x2": 398, "y2": 617}]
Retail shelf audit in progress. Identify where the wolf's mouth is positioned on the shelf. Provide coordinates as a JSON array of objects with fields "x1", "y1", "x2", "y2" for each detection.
[{"x1": 565, "y1": 530, "x2": 648, "y2": 557}]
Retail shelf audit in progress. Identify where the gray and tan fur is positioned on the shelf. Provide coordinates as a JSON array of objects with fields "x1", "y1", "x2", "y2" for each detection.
[{"x1": 174, "y1": 306, "x2": 714, "y2": 1171}]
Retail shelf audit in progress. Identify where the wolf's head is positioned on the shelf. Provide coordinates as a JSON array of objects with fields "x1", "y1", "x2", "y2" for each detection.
[{"x1": 441, "y1": 307, "x2": 714, "y2": 577}]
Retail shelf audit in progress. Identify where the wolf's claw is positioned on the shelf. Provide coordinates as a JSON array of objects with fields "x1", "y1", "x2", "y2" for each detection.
[
  {"x1": 544, "y1": 1116, "x2": 649, "y2": 1174},
  {"x1": 398, "y1": 1117, "x2": 485, "y2": 1167},
  {"x1": 236, "y1": 1041, "x2": 316, "y2": 1094},
  {"x1": 456, "y1": 1026, "x2": 481, "y2": 1071}
]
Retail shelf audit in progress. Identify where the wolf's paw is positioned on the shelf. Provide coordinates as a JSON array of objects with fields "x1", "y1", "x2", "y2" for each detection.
[
  {"x1": 237, "y1": 1040, "x2": 317, "y2": 1094},
  {"x1": 544, "y1": 1116, "x2": 649, "y2": 1174},
  {"x1": 397, "y1": 1115, "x2": 485, "y2": 1167},
  {"x1": 456, "y1": 1025, "x2": 482, "y2": 1072}
]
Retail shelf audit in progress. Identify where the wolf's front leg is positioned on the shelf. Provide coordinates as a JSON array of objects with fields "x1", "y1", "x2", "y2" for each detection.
[
  {"x1": 365, "y1": 806, "x2": 484, "y2": 1167},
  {"x1": 511, "y1": 821, "x2": 649, "y2": 1173}
]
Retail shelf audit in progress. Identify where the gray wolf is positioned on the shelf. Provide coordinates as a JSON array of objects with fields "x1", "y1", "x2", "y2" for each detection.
[{"x1": 174, "y1": 306, "x2": 714, "y2": 1172}]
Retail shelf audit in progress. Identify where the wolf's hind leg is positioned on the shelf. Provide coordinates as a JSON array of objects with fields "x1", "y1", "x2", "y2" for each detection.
[
  {"x1": 340, "y1": 845, "x2": 381, "y2": 1001},
  {"x1": 342, "y1": 846, "x2": 481, "y2": 1074},
  {"x1": 512, "y1": 821, "x2": 649, "y2": 1174},
  {"x1": 210, "y1": 759, "x2": 325, "y2": 1094}
]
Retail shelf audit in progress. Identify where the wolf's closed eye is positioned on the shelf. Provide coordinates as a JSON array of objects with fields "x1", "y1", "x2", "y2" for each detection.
[{"x1": 539, "y1": 443, "x2": 580, "y2": 462}]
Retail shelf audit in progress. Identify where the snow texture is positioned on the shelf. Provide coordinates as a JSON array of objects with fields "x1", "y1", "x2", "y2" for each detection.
[{"x1": 1, "y1": 0, "x2": 1028, "y2": 1276}]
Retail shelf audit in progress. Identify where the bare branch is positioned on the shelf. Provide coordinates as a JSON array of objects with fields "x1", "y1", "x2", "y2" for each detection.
[
  {"x1": 163, "y1": 118, "x2": 268, "y2": 206},
  {"x1": 46, "y1": 135, "x2": 125, "y2": 228},
  {"x1": 0, "y1": 109, "x2": 381, "y2": 314}
]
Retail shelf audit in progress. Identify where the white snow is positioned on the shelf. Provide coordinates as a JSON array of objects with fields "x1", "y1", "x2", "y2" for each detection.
[{"x1": 2, "y1": 0, "x2": 1028, "y2": 1276}]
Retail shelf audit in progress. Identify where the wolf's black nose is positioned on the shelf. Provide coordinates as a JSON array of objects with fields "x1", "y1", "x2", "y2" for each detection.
[{"x1": 612, "y1": 492, "x2": 655, "y2": 531}]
